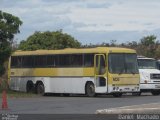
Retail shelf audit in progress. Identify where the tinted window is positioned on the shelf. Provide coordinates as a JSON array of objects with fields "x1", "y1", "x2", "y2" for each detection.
[
  {"x1": 11, "y1": 56, "x2": 18, "y2": 67},
  {"x1": 11, "y1": 53, "x2": 95, "y2": 68},
  {"x1": 22, "y1": 56, "x2": 34, "y2": 68},
  {"x1": 84, "y1": 54, "x2": 94, "y2": 67},
  {"x1": 109, "y1": 54, "x2": 125, "y2": 73},
  {"x1": 109, "y1": 53, "x2": 139, "y2": 74},
  {"x1": 125, "y1": 54, "x2": 139, "y2": 73},
  {"x1": 70, "y1": 54, "x2": 83, "y2": 67},
  {"x1": 46, "y1": 55, "x2": 55, "y2": 67},
  {"x1": 34, "y1": 55, "x2": 47, "y2": 67},
  {"x1": 11, "y1": 56, "x2": 22, "y2": 68}
]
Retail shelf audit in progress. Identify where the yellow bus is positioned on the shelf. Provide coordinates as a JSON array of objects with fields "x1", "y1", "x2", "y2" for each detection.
[{"x1": 8, "y1": 47, "x2": 140, "y2": 97}]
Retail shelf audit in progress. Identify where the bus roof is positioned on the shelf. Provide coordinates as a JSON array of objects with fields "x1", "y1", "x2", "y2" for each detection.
[{"x1": 12, "y1": 47, "x2": 136, "y2": 56}]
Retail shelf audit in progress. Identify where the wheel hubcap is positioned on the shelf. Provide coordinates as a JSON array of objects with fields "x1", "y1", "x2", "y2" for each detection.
[
  {"x1": 88, "y1": 85, "x2": 94, "y2": 94},
  {"x1": 38, "y1": 85, "x2": 44, "y2": 94}
]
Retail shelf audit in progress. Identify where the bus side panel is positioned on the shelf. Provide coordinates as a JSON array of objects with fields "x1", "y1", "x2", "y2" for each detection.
[
  {"x1": 9, "y1": 76, "x2": 95, "y2": 94},
  {"x1": 46, "y1": 77, "x2": 94, "y2": 94}
]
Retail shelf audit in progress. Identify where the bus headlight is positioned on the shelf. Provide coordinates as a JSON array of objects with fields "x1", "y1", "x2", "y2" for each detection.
[
  {"x1": 113, "y1": 87, "x2": 115, "y2": 90},
  {"x1": 113, "y1": 86, "x2": 119, "y2": 91}
]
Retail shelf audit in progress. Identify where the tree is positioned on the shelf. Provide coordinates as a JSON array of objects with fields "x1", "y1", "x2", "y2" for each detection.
[
  {"x1": 110, "y1": 40, "x2": 117, "y2": 47},
  {"x1": 0, "y1": 11, "x2": 22, "y2": 77},
  {"x1": 138, "y1": 35, "x2": 158, "y2": 57},
  {"x1": 140, "y1": 35, "x2": 157, "y2": 46},
  {"x1": 155, "y1": 45, "x2": 160, "y2": 59},
  {"x1": 18, "y1": 30, "x2": 81, "y2": 50}
]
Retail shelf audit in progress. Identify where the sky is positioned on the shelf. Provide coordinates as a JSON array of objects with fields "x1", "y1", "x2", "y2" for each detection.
[{"x1": 1, "y1": 0, "x2": 160, "y2": 45}]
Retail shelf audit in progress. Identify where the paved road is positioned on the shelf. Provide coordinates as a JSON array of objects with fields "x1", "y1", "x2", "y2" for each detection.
[{"x1": 0, "y1": 93, "x2": 160, "y2": 114}]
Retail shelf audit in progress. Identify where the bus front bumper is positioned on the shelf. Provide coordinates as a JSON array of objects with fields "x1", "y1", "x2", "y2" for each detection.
[{"x1": 109, "y1": 85, "x2": 140, "y2": 93}]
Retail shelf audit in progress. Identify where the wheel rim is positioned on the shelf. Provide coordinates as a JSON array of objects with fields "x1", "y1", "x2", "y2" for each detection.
[
  {"x1": 38, "y1": 84, "x2": 44, "y2": 95},
  {"x1": 27, "y1": 82, "x2": 33, "y2": 93},
  {"x1": 87, "y1": 84, "x2": 95, "y2": 96},
  {"x1": 88, "y1": 85, "x2": 92, "y2": 94}
]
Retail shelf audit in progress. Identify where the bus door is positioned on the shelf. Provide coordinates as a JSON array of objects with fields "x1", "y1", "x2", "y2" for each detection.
[{"x1": 94, "y1": 54, "x2": 107, "y2": 93}]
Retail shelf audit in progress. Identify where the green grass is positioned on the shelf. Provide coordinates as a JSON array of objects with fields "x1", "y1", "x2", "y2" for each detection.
[{"x1": 0, "y1": 89, "x2": 39, "y2": 98}]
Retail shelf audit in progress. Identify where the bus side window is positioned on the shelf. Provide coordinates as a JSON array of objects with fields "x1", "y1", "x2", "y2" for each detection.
[
  {"x1": 34, "y1": 55, "x2": 47, "y2": 67},
  {"x1": 17, "y1": 56, "x2": 22, "y2": 68},
  {"x1": 70, "y1": 54, "x2": 83, "y2": 67},
  {"x1": 11, "y1": 56, "x2": 18, "y2": 68},
  {"x1": 84, "y1": 54, "x2": 94, "y2": 67},
  {"x1": 47, "y1": 55, "x2": 55, "y2": 67}
]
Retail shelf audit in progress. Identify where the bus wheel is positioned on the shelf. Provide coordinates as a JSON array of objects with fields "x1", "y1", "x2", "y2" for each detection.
[
  {"x1": 37, "y1": 82, "x2": 45, "y2": 96},
  {"x1": 85, "y1": 82, "x2": 95, "y2": 97},
  {"x1": 26, "y1": 81, "x2": 34, "y2": 93},
  {"x1": 151, "y1": 90, "x2": 160, "y2": 96},
  {"x1": 113, "y1": 93, "x2": 122, "y2": 97}
]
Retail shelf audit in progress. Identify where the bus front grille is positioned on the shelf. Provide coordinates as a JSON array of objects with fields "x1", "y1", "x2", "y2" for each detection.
[{"x1": 150, "y1": 74, "x2": 160, "y2": 79}]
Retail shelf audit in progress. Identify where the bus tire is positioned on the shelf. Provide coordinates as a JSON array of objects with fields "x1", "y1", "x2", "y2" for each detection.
[
  {"x1": 113, "y1": 93, "x2": 122, "y2": 97},
  {"x1": 26, "y1": 81, "x2": 34, "y2": 93},
  {"x1": 37, "y1": 82, "x2": 45, "y2": 96},
  {"x1": 85, "y1": 82, "x2": 95, "y2": 97},
  {"x1": 151, "y1": 90, "x2": 160, "y2": 96}
]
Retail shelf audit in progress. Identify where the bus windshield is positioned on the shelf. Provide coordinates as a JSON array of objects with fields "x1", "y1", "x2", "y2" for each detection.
[
  {"x1": 109, "y1": 53, "x2": 139, "y2": 74},
  {"x1": 138, "y1": 59, "x2": 157, "y2": 69}
]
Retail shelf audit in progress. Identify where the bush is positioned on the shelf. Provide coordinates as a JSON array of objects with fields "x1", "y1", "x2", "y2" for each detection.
[{"x1": 0, "y1": 79, "x2": 8, "y2": 91}]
